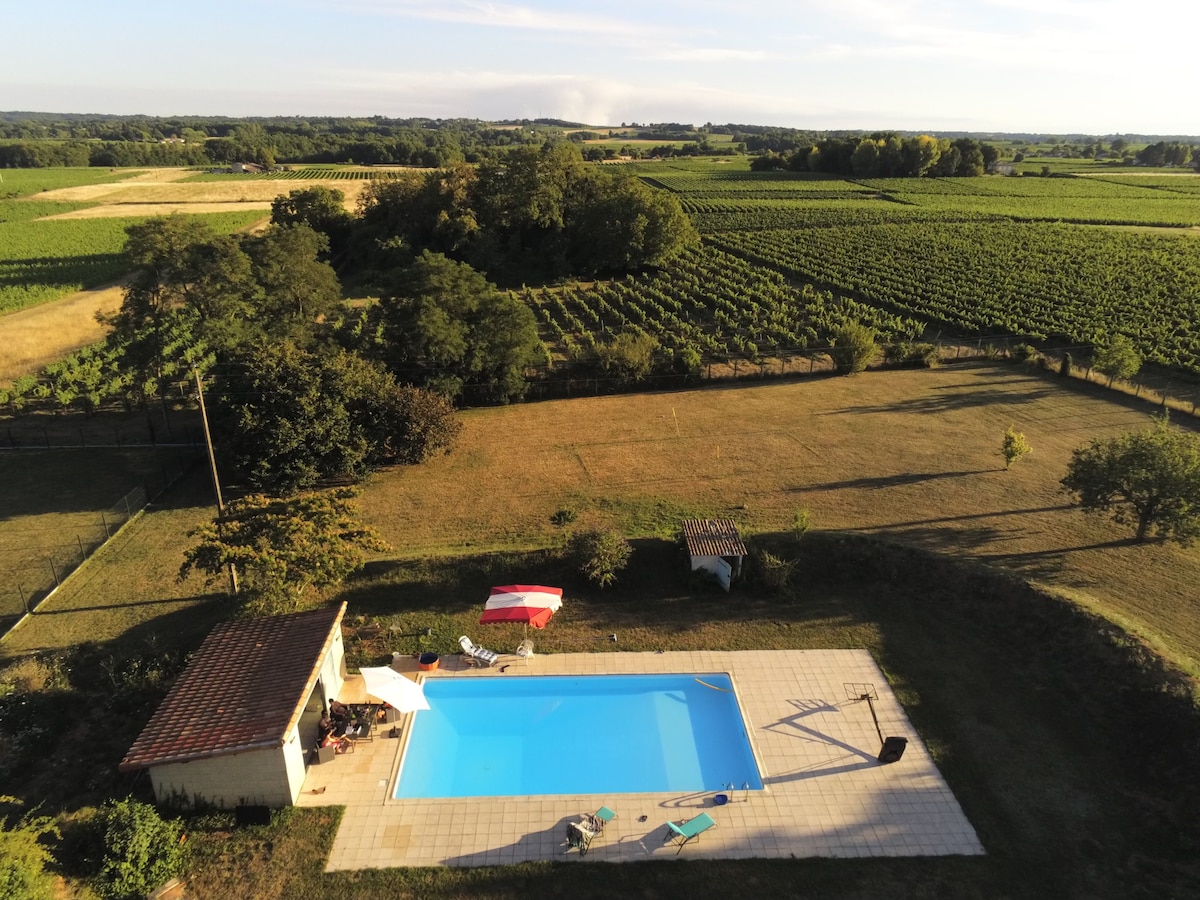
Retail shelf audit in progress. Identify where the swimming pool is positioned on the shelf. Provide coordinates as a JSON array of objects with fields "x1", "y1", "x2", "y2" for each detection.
[{"x1": 394, "y1": 673, "x2": 763, "y2": 799}]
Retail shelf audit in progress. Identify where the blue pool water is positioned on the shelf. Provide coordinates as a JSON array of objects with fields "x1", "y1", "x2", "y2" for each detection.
[{"x1": 394, "y1": 673, "x2": 763, "y2": 799}]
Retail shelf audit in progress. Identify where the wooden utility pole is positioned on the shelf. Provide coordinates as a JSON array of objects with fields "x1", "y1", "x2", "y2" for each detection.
[{"x1": 194, "y1": 368, "x2": 239, "y2": 595}]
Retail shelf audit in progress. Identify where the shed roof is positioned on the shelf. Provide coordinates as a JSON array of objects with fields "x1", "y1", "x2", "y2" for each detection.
[
  {"x1": 682, "y1": 518, "x2": 748, "y2": 558},
  {"x1": 119, "y1": 602, "x2": 345, "y2": 772}
]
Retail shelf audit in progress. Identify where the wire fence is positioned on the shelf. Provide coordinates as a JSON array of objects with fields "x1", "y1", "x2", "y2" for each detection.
[
  {"x1": 499, "y1": 335, "x2": 1200, "y2": 418},
  {"x1": 0, "y1": 449, "x2": 201, "y2": 631}
]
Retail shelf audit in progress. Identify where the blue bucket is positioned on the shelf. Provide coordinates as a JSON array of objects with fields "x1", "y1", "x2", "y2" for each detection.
[{"x1": 714, "y1": 793, "x2": 729, "y2": 805}]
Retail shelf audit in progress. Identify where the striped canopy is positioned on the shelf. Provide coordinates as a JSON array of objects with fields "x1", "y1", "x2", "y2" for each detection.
[{"x1": 480, "y1": 585, "x2": 564, "y2": 629}]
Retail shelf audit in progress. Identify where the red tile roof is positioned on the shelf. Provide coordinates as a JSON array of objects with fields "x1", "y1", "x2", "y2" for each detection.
[
  {"x1": 119, "y1": 602, "x2": 346, "y2": 772},
  {"x1": 682, "y1": 518, "x2": 748, "y2": 558}
]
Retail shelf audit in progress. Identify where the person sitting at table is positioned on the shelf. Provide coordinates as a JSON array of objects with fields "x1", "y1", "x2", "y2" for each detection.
[
  {"x1": 329, "y1": 700, "x2": 349, "y2": 724},
  {"x1": 318, "y1": 712, "x2": 335, "y2": 742},
  {"x1": 321, "y1": 731, "x2": 352, "y2": 754}
]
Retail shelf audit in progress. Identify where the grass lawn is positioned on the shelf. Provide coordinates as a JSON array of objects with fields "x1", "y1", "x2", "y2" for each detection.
[{"x1": 357, "y1": 361, "x2": 1200, "y2": 678}]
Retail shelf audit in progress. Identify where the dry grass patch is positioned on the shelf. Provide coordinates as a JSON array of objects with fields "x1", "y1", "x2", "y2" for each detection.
[
  {"x1": 360, "y1": 363, "x2": 1200, "y2": 675},
  {"x1": 39, "y1": 202, "x2": 275, "y2": 220},
  {"x1": 0, "y1": 283, "x2": 123, "y2": 383},
  {"x1": 28, "y1": 177, "x2": 371, "y2": 213}
]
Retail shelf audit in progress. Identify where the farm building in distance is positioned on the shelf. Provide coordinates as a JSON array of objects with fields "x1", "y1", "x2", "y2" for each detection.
[
  {"x1": 119, "y1": 603, "x2": 348, "y2": 809},
  {"x1": 683, "y1": 518, "x2": 747, "y2": 591}
]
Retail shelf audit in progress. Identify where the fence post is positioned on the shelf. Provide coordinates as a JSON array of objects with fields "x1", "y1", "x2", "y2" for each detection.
[
  {"x1": 77, "y1": 534, "x2": 85, "y2": 556},
  {"x1": 101, "y1": 512, "x2": 110, "y2": 539},
  {"x1": 48, "y1": 557, "x2": 60, "y2": 587},
  {"x1": 124, "y1": 492, "x2": 132, "y2": 517},
  {"x1": 18, "y1": 585, "x2": 29, "y2": 615}
]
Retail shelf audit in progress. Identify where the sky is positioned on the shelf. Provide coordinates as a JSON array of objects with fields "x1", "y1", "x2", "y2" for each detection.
[{"x1": 3, "y1": 0, "x2": 1195, "y2": 135}]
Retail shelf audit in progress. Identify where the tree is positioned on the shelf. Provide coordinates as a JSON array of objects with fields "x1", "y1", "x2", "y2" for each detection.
[
  {"x1": 1092, "y1": 334, "x2": 1141, "y2": 387},
  {"x1": 243, "y1": 224, "x2": 342, "y2": 341},
  {"x1": 180, "y1": 489, "x2": 390, "y2": 610},
  {"x1": 563, "y1": 171, "x2": 697, "y2": 275},
  {"x1": 1002, "y1": 425, "x2": 1031, "y2": 470},
  {"x1": 376, "y1": 251, "x2": 543, "y2": 403},
  {"x1": 828, "y1": 322, "x2": 877, "y2": 374},
  {"x1": 1061, "y1": 416, "x2": 1200, "y2": 543},
  {"x1": 211, "y1": 342, "x2": 461, "y2": 491},
  {"x1": 270, "y1": 186, "x2": 354, "y2": 266}
]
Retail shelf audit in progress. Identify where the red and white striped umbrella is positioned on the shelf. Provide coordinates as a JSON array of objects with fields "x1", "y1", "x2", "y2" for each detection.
[{"x1": 480, "y1": 585, "x2": 563, "y2": 629}]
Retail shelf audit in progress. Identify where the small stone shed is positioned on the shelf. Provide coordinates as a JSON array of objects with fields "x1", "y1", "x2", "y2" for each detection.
[
  {"x1": 119, "y1": 602, "x2": 347, "y2": 809},
  {"x1": 682, "y1": 518, "x2": 748, "y2": 591}
]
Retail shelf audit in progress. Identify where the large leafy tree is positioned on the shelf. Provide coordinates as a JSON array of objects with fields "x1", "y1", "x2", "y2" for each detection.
[
  {"x1": 180, "y1": 489, "x2": 389, "y2": 611},
  {"x1": 270, "y1": 185, "x2": 354, "y2": 266},
  {"x1": 1061, "y1": 416, "x2": 1200, "y2": 543},
  {"x1": 375, "y1": 251, "x2": 544, "y2": 403},
  {"x1": 98, "y1": 217, "x2": 347, "y2": 412},
  {"x1": 243, "y1": 224, "x2": 342, "y2": 341},
  {"x1": 564, "y1": 171, "x2": 697, "y2": 275},
  {"x1": 352, "y1": 145, "x2": 694, "y2": 284},
  {"x1": 210, "y1": 341, "x2": 461, "y2": 491}
]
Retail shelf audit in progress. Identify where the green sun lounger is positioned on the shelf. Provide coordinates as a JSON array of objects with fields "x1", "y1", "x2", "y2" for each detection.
[{"x1": 664, "y1": 811, "x2": 715, "y2": 854}]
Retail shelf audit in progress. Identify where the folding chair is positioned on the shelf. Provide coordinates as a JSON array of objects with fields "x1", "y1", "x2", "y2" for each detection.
[
  {"x1": 565, "y1": 820, "x2": 599, "y2": 856},
  {"x1": 458, "y1": 635, "x2": 500, "y2": 667},
  {"x1": 664, "y1": 812, "x2": 715, "y2": 854}
]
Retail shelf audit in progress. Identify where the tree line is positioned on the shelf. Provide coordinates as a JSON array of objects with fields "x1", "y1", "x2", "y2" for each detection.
[
  {"x1": 0, "y1": 117, "x2": 552, "y2": 169},
  {"x1": 750, "y1": 133, "x2": 999, "y2": 177}
]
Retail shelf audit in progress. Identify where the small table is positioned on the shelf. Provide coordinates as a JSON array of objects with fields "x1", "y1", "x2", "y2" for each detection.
[{"x1": 348, "y1": 703, "x2": 379, "y2": 742}]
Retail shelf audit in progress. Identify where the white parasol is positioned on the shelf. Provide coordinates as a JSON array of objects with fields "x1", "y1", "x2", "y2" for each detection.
[{"x1": 359, "y1": 666, "x2": 431, "y2": 713}]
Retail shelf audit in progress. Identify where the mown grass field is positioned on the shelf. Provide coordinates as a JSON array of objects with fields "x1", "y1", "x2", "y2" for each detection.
[{"x1": 355, "y1": 362, "x2": 1200, "y2": 677}]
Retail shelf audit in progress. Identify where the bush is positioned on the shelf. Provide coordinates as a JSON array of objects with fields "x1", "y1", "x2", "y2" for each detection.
[
  {"x1": 791, "y1": 508, "x2": 814, "y2": 541},
  {"x1": 828, "y1": 322, "x2": 877, "y2": 374},
  {"x1": 754, "y1": 549, "x2": 798, "y2": 595},
  {"x1": 883, "y1": 342, "x2": 939, "y2": 369},
  {"x1": 93, "y1": 798, "x2": 186, "y2": 900},
  {"x1": 550, "y1": 507, "x2": 577, "y2": 527},
  {"x1": 0, "y1": 798, "x2": 58, "y2": 900},
  {"x1": 1012, "y1": 342, "x2": 1039, "y2": 362},
  {"x1": 567, "y1": 528, "x2": 632, "y2": 588}
]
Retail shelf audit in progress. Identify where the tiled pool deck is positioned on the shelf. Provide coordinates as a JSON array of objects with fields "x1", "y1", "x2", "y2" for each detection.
[{"x1": 298, "y1": 649, "x2": 983, "y2": 869}]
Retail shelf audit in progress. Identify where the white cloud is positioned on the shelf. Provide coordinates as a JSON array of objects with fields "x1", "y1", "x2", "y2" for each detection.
[{"x1": 332, "y1": 0, "x2": 674, "y2": 39}]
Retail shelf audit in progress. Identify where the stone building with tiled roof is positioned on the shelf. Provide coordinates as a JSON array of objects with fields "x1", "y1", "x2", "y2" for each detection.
[{"x1": 120, "y1": 602, "x2": 347, "y2": 808}]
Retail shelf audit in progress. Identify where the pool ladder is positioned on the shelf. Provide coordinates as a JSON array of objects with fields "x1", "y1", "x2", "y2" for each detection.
[{"x1": 720, "y1": 780, "x2": 752, "y2": 802}]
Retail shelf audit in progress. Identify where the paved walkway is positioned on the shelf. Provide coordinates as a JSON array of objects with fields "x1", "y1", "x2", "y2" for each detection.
[{"x1": 298, "y1": 649, "x2": 983, "y2": 869}]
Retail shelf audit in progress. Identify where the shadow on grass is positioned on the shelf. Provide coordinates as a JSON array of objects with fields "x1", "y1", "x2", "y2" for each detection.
[
  {"x1": 789, "y1": 469, "x2": 993, "y2": 492},
  {"x1": 821, "y1": 386, "x2": 1056, "y2": 416},
  {"x1": 857, "y1": 503, "x2": 1076, "y2": 530}
]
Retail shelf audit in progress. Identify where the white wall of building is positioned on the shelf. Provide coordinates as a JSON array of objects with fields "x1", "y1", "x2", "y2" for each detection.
[{"x1": 150, "y1": 745, "x2": 295, "y2": 809}]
